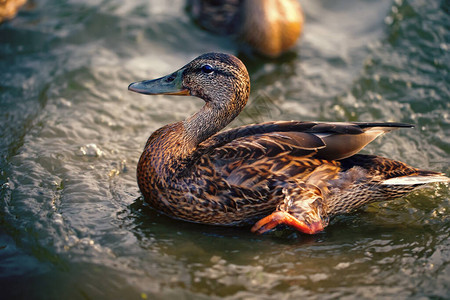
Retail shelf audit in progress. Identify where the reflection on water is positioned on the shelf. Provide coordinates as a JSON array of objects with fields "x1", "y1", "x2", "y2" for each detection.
[{"x1": 0, "y1": 0, "x2": 449, "y2": 299}]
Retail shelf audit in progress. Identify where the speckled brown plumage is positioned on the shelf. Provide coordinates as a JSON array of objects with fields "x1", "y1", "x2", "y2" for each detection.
[{"x1": 129, "y1": 53, "x2": 449, "y2": 234}]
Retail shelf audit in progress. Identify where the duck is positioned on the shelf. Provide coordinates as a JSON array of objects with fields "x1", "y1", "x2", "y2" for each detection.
[
  {"x1": 128, "y1": 52, "x2": 449, "y2": 234},
  {"x1": 0, "y1": 0, "x2": 27, "y2": 23},
  {"x1": 188, "y1": 0, "x2": 304, "y2": 57}
]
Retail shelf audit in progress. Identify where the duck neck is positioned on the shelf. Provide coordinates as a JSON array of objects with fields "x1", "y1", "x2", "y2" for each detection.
[
  {"x1": 183, "y1": 95, "x2": 246, "y2": 148},
  {"x1": 141, "y1": 98, "x2": 244, "y2": 181}
]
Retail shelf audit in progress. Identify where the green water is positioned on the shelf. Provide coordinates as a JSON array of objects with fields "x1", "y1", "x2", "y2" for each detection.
[{"x1": 0, "y1": 0, "x2": 449, "y2": 299}]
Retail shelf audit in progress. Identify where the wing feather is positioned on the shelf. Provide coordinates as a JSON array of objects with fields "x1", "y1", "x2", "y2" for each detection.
[{"x1": 196, "y1": 121, "x2": 413, "y2": 163}]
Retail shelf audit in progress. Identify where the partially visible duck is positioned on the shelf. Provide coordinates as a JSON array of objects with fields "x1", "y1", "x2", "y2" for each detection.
[
  {"x1": 188, "y1": 0, "x2": 304, "y2": 57},
  {"x1": 0, "y1": 0, "x2": 27, "y2": 22},
  {"x1": 128, "y1": 52, "x2": 449, "y2": 234}
]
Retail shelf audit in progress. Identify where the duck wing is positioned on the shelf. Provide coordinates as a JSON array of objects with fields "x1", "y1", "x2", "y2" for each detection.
[{"x1": 197, "y1": 121, "x2": 413, "y2": 162}]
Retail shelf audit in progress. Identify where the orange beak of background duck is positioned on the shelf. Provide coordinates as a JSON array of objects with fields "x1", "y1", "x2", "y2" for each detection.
[{"x1": 128, "y1": 68, "x2": 190, "y2": 96}]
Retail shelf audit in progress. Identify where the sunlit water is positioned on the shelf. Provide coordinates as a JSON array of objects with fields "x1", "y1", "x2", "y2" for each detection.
[{"x1": 1, "y1": 0, "x2": 449, "y2": 299}]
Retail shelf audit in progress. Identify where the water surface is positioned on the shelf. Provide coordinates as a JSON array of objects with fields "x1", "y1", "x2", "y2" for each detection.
[{"x1": 0, "y1": 0, "x2": 449, "y2": 299}]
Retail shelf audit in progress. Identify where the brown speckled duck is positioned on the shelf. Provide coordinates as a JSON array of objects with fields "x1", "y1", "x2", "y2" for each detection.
[
  {"x1": 188, "y1": 0, "x2": 304, "y2": 57},
  {"x1": 128, "y1": 53, "x2": 449, "y2": 234}
]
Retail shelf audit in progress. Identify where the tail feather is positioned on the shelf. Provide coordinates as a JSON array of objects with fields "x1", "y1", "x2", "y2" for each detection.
[
  {"x1": 326, "y1": 155, "x2": 448, "y2": 216},
  {"x1": 381, "y1": 174, "x2": 449, "y2": 185}
]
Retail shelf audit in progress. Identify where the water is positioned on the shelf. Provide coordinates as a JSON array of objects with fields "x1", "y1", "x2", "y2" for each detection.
[{"x1": 0, "y1": 0, "x2": 449, "y2": 298}]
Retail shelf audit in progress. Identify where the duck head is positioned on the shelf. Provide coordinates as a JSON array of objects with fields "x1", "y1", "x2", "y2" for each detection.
[{"x1": 128, "y1": 53, "x2": 250, "y2": 112}]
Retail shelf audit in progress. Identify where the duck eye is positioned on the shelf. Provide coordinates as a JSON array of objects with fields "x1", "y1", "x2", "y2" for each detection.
[{"x1": 201, "y1": 64, "x2": 214, "y2": 74}]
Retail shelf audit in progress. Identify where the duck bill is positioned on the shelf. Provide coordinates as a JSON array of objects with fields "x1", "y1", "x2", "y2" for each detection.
[{"x1": 128, "y1": 69, "x2": 190, "y2": 96}]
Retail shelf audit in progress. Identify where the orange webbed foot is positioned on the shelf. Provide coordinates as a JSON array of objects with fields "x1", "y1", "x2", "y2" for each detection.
[{"x1": 251, "y1": 211, "x2": 324, "y2": 235}]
